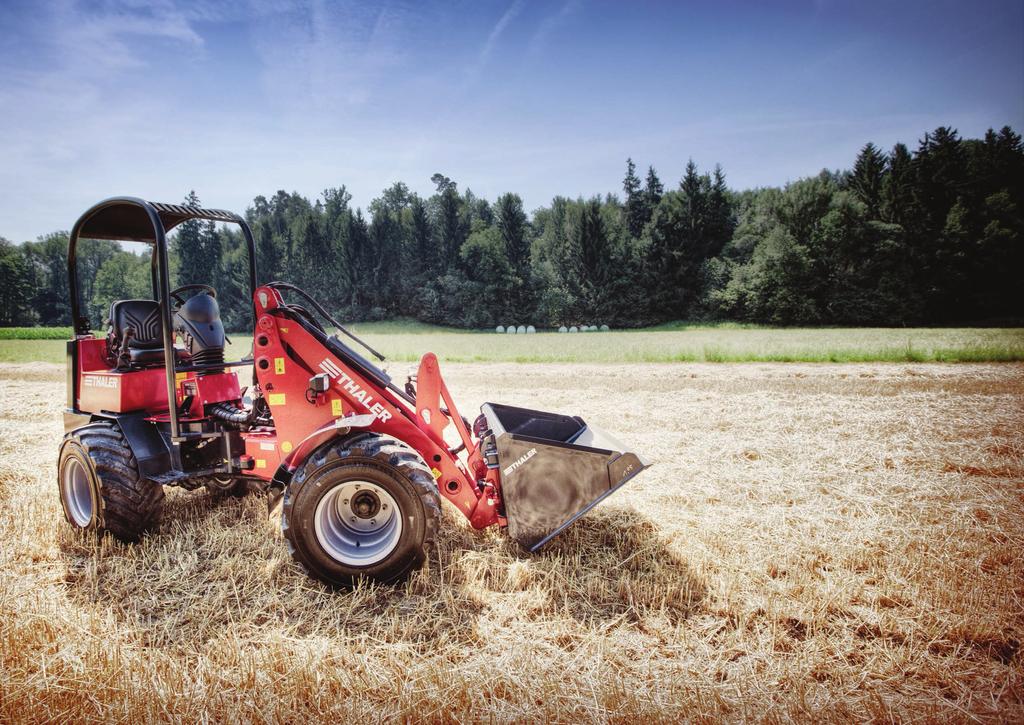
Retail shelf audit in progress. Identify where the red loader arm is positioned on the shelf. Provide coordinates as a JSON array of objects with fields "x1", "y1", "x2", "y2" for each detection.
[{"x1": 251, "y1": 286, "x2": 501, "y2": 530}]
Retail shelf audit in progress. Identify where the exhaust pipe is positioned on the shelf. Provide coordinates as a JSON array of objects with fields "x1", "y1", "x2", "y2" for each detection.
[{"x1": 482, "y1": 403, "x2": 649, "y2": 551}]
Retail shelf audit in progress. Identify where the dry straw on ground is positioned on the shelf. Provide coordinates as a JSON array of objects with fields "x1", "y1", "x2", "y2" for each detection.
[{"x1": 1, "y1": 361, "x2": 1021, "y2": 722}]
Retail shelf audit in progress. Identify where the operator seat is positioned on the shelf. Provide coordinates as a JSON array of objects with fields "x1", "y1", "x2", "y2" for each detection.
[
  {"x1": 173, "y1": 292, "x2": 226, "y2": 370},
  {"x1": 107, "y1": 299, "x2": 182, "y2": 368}
]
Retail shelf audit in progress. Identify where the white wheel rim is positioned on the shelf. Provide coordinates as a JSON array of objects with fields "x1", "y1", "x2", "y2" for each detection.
[
  {"x1": 62, "y1": 457, "x2": 93, "y2": 527},
  {"x1": 313, "y1": 480, "x2": 403, "y2": 566}
]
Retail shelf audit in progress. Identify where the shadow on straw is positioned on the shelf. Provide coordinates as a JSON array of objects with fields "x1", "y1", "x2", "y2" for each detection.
[{"x1": 57, "y1": 493, "x2": 703, "y2": 648}]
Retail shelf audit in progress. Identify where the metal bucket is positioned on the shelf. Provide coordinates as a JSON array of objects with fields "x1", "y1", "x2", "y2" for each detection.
[{"x1": 481, "y1": 403, "x2": 649, "y2": 551}]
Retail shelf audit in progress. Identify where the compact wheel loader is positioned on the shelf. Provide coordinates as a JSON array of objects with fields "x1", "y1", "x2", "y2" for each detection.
[{"x1": 58, "y1": 197, "x2": 648, "y2": 585}]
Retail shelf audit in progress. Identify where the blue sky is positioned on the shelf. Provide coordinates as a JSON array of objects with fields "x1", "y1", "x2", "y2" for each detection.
[{"x1": 1, "y1": 0, "x2": 1021, "y2": 242}]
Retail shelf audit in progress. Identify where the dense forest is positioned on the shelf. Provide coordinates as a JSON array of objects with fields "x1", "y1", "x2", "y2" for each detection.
[{"x1": 1, "y1": 125, "x2": 1021, "y2": 331}]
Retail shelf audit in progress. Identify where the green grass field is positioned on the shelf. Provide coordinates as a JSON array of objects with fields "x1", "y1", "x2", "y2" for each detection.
[{"x1": 1, "y1": 323, "x2": 1022, "y2": 364}]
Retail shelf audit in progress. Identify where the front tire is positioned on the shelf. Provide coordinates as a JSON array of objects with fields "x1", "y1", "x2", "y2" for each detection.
[
  {"x1": 57, "y1": 421, "x2": 164, "y2": 542},
  {"x1": 282, "y1": 433, "x2": 440, "y2": 587}
]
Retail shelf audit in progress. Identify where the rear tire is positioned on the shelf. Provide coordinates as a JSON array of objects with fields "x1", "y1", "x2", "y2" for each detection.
[
  {"x1": 205, "y1": 476, "x2": 251, "y2": 499},
  {"x1": 282, "y1": 433, "x2": 440, "y2": 587},
  {"x1": 57, "y1": 421, "x2": 164, "y2": 542}
]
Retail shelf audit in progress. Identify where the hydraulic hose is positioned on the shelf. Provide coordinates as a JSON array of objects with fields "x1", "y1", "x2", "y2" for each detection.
[
  {"x1": 208, "y1": 402, "x2": 254, "y2": 424},
  {"x1": 264, "y1": 281, "x2": 386, "y2": 362}
]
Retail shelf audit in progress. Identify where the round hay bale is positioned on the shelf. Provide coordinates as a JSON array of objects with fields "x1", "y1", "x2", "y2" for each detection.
[
  {"x1": 600, "y1": 324, "x2": 610, "y2": 332},
  {"x1": 516, "y1": 325, "x2": 526, "y2": 334},
  {"x1": 506, "y1": 325, "x2": 516, "y2": 334},
  {"x1": 526, "y1": 325, "x2": 536, "y2": 334},
  {"x1": 558, "y1": 326, "x2": 568, "y2": 333},
  {"x1": 569, "y1": 326, "x2": 578, "y2": 333},
  {"x1": 496, "y1": 325, "x2": 505, "y2": 334}
]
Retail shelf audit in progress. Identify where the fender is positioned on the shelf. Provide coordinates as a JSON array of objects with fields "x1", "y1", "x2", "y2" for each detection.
[
  {"x1": 76, "y1": 412, "x2": 172, "y2": 478},
  {"x1": 266, "y1": 413, "x2": 376, "y2": 510}
]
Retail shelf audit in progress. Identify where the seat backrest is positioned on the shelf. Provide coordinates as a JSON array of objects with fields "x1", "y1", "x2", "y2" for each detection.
[{"x1": 109, "y1": 299, "x2": 162, "y2": 350}]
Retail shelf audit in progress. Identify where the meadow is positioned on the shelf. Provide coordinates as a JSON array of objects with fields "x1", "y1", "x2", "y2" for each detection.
[
  {"x1": 1, "y1": 323, "x2": 1023, "y2": 364},
  {"x1": 0, "y1": 359, "x2": 1021, "y2": 721}
]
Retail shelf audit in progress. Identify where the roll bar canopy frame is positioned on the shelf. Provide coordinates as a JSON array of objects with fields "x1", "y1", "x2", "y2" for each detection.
[{"x1": 68, "y1": 196, "x2": 258, "y2": 444}]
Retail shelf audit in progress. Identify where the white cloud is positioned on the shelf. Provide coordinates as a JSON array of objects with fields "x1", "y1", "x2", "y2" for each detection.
[
  {"x1": 2, "y1": 0, "x2": 1018, "y2": 243},
  {"x1": 479, "y1": 0, "x2": 525, "y2": 64},
  {"x1": 527, "y1": 0, "x2": 578, "y2": 58}
]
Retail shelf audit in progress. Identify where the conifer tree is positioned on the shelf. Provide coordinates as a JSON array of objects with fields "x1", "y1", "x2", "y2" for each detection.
[
  {"x1": 410, "y1": 196, "x2": 436, "y2": 274},
  {"x1": 706, "y1": 165, "x2": 734, "y2": 259},
  {"x1": 431, "y1": 173, "x2": 466, "y2": 269},
  {"x1": 174, "y1": 190, "x2": 207, "y2": 286},
  {"x1": 635, "y1": 165, "x2": 664, "y2": 234},
  {"x1": 881, "y1": 143, "x2": 914, "y2": 226},
  {"x1": 622, "y1": 158, "x2": 645, "y2": 238},
  {"x1": 849, "y1": 142, "x2": 888, "y2": 217}
]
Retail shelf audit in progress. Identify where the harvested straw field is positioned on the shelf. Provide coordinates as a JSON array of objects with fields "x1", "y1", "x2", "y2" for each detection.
[{"x1": 1, "y1": 361, "x2": 1022, "y2": 722}]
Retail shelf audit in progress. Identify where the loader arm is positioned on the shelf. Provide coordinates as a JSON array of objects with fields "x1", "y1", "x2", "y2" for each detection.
[
  {"x1": 252, "y1": 285, "x2": 501, "y2": 529},
  {"x1": 413, "y1": 352, "x2": 487, "y2": 479}
]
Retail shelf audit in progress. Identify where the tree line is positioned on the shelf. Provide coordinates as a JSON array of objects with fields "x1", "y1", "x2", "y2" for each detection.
[{"x1": 1, "y1": 124, "x2": 1021, "y2": 330}]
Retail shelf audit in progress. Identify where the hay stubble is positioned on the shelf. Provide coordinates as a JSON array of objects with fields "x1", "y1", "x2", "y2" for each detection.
[{"x1": 0, "y1": 362, "x2": 1021, "y2": 722}]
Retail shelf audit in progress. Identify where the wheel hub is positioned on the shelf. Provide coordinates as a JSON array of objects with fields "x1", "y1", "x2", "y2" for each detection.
[
  {"x1": 351, "y1": 490, "x2": 381, "y2": 519},
  {"x1": 313, "y1": 481, "x2": 402, "y2": 566},
  {"x1": 62, "y1": 457, "x2": 93, "y2": 527}
]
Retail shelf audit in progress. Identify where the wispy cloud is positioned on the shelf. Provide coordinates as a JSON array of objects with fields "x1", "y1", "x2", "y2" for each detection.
[
  {"x1": 251, "y1": 0, "x2": 415, "y2": 114},
  {"x1": 479, "y1": 0, "x2": 526, "y2": 64},
  {"x1": 527, "y1": 0, "x2": 579, "y2": 58},
  {"x1": 0, "y1": 0, "x2": 1019, "y2": 243},
  {"x1": 47, "y1": 0, "x2": 207, "y2": 75}
]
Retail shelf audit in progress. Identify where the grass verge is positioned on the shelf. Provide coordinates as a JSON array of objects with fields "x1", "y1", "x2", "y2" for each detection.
[{"x1": 1, "y1": 325, "x2": 1022, "y2": 364}]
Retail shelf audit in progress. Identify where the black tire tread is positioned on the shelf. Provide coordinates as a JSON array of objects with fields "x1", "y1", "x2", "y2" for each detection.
[
  {"x1": 204, "y1": 477, "x2": 251, "y2": 499},
  {"x1": 65, "y1": 421, "x2": 164, "y2": 541}
]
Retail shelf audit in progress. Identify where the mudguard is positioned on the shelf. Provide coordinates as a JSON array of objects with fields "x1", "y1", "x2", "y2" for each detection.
[
  {"x1": 74, "y1": 412, "x2": 172, "y2": 478},
  {"x1": 265, "y1": 413, "x2": 378, "y2": 512}
]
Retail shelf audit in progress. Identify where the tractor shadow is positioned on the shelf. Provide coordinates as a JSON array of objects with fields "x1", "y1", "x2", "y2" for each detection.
[
  {"x1": 59, "y1": 491, "x2": 705, "y2": 651},
  {"x1": 436, "y1": 505, "x2": 708, "y2": 628}
]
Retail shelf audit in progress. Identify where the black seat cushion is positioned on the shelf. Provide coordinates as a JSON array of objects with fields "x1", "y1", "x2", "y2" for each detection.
[
  {"x1": 110, "y1": 300, "x2": 162, "y2": 350},
  {"x1": 107, "y1": 299, "x2": 187, "y2": 368},
  {"x1": 127, "y1": 346, "x2": 176, "y2": 365}
]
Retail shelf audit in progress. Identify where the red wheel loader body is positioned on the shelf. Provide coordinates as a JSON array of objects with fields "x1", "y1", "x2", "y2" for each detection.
[{"x1": 60, "y1": 197, "x2": 648, "y2": 583}]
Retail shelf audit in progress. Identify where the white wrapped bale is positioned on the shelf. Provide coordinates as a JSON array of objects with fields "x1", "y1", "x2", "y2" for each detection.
[
  {"x1": 558, "y1": 326, "x2": 568, "y2": 333},
  {"x1": 526, "y1": 325, "x2": 536, "y2": 334},
  {"x1": 496, "y1": 325, "x2": 505, "y2": 333},
  {"x1": 600, "y1": 324, "x2": 610, "y2": 332},
  {"x1": 506, "y1": 325, "x2": 516, "y2": 334},
  {"x1": 516, "y1": 325, "x2": 526, "y2": 334},
  {"x1": 569, "y1": 326, "x2": 578, "y2": 333}
]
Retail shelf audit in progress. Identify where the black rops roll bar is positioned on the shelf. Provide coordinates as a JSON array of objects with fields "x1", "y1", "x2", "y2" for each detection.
[{"x1": 67, "y1": 197, "x2": 258, "y2": 448}]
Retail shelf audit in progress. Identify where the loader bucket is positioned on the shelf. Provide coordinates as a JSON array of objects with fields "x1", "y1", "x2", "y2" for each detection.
[{"x1": 481, "y1": 403, "x2": 649, "y2": 551}]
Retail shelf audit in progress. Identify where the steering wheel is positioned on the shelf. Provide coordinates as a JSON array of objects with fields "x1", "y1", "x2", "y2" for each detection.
[{"x1": 169, "y1": 284, "x2": 217, "y2": 306}]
